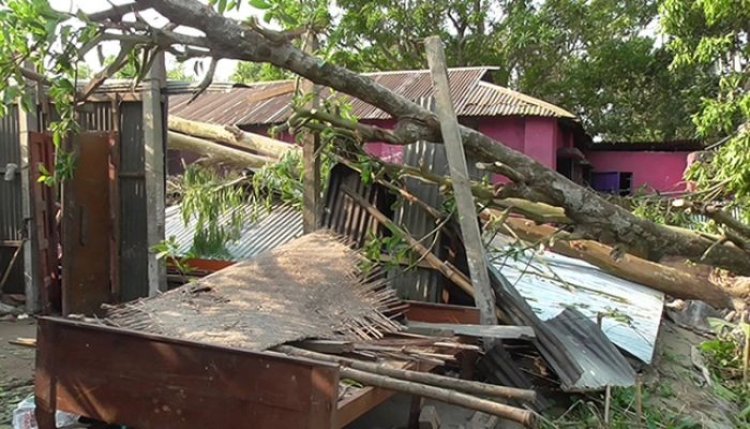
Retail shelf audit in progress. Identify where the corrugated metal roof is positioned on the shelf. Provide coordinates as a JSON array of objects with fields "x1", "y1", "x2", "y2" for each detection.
[
  {"x1": 488, "y1": 235, "x2": 664, "y2": 364},
  {"x1": 169, "y1": 67, "x2": 576, "y2": 127},
  {"x1": 165, "y1": 202, "x2": 303, "y2": 261},
  {"x1": 489, "y1": 264, "x2": 637, "y2": 392}
]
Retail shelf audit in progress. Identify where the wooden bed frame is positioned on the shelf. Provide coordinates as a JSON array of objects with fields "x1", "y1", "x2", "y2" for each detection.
[{"x1": 34, "y1": 302, "x2": 480, "y2": 429}]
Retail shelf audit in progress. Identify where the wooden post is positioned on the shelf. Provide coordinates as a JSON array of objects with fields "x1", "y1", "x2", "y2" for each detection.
[
  {"x1": 142, "y1": 52, "x2": 167, "y2": 295},
  {"x1": 18, "y1": 68, "x2": 41, "y2": 313},
  {"x1": 301, "y1": 32, "x2": 321, "y2": 233},
  {"x1": 424, "y1": 37, "x2": 496, "y2": 333}
]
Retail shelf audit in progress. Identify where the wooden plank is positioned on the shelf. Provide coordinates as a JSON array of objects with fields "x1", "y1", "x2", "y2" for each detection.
[
  {"x1": 29, "y1": 132, "x2": 59, "y2": 313},
  {"x1": 424, "y1": 37, "x2": 496, "y2": 331},
  {"x1": 62, "y1": 132, "x2": 113, "y2": 315},
  {"x1": 404, "y1": 301, "x2": 481, "y2": 325},
  {"x1": 34, "y1": 317, "x2": 339, "y2": 429},
  {"x1": 18, "y1": 80, "x2": 41, "y2": 313},
  {"x1": 406, "y1": 322, "x2": 535, "y2": 340}
]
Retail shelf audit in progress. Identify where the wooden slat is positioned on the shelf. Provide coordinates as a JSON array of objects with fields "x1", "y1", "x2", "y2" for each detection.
[{"x1": 407, "y1": 322, "x2": 535, "y2": 340}]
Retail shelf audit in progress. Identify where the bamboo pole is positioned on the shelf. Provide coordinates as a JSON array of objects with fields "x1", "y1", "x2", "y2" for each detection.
[
  {"x1": 277, "y1": 345, "x2": 537, "y2": 402},
  {"x1": 338, "y1": 366, "x2": 535, "y2": 426},
  {"x1": 341, "y1": 188, "x2": 507, "y2": 322}
]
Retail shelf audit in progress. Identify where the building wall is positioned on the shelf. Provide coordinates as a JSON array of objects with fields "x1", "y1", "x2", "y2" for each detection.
[
  {"x1": 362, "y1": 116, "x2": 562, "y2": 171},
  {"x1": 585, "y1": 150, "x2": 690, "y2": 193}
]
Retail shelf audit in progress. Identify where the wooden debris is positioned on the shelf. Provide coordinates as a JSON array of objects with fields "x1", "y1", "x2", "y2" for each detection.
[
  {"x1": 297, "y1": 339, "x2": 354, "y2": 354},
  {"x1": 277, "y1": 345, "x2": 537, "y2": 402},
  {"x1": 468, "y1": 412, "x2": 499, "y2": 429},
  {"x1": 425, "y1": 36, "x2": 496, "y2": 332},
  {"x1": 337, "y1": 367, "x2": 534, "y2": 426},
  {"x1": 407, "y1": 322, "x2": 535, "y2": 340},
  {"x1": 9, "y1": 337, "x2": 36, "y2": 348},
  {"x1": 419, "y1": 405, "x2": 442, "y2": 429}
]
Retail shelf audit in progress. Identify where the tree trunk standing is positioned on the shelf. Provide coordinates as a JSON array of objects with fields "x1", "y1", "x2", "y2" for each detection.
[
  {"x1": 424, "y1": 37, "x2": 497, "y2": 337},
  {"x1": 301, "y1": 31, "x2": 321, "y2": 233},
  {"x1": 89, "y1": 1, "x2": 750, "y2": 275}
]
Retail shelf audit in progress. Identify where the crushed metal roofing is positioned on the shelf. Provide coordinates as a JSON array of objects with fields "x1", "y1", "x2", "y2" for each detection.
[
  {"x1": 488, "y1": 235, "x2": 664, "y2": 364},
  {"x1": 489, "y1": 264, "x2": 637, "y2": 392},
  {"x1": 164, "y1": 202, "x2": 302, "y2": 261},
  {"x1": 169, "y1": 67, "x2": 576, "y2": 127}
]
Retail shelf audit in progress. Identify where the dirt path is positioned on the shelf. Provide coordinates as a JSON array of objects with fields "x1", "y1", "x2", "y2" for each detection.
[{"x1": 0, "y1": 320, "x2": 36, "y2": 429}]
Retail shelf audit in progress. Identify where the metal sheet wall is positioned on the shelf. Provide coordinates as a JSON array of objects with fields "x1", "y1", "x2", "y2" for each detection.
[
  {"x1": 0, "y1": 105, "x2": 25, "y2": 293},
  {"x1": 118, "y1": 102, "x2": 149, "y2": 301}
]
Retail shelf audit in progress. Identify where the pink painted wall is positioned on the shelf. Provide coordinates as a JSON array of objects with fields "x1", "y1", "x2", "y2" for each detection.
[{"x1": 584, "y1": 150, "x2": 691, "y2": 193}]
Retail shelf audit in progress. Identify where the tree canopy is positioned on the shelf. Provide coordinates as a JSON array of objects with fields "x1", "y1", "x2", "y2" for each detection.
[
  {"x1": 234, "y1": 0, "x2": 718, "y2": 141},
  {"x1": 1, "y1": 0, "x2": 750, "y2": 282}
]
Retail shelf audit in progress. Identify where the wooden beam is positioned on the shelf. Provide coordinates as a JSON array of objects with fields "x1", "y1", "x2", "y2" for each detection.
[
  {"x1": 17, "y1": 64, "x2": 40, "y2": 313},
  {"x1": 301, "y1": 32, "x2": 321, "y2": 233},
  {"x1": 406, "y1": 322, "x2": 535, "y2": 340},
  {"x1": 424, "y1": 37, "x2": 496, "y2": 333},
  {"x1": 143, "y1": 52, "x2": 167, "y2": 295}
]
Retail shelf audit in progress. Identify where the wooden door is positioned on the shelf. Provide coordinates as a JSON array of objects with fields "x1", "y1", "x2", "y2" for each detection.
[{"x1": 61, "y1": 132, "x2": 118, "y2": 315}]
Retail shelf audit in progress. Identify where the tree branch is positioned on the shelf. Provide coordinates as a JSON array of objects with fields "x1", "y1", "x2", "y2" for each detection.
[{"x1": 70, "y1": 0, "x2": 750, "y2": 274}]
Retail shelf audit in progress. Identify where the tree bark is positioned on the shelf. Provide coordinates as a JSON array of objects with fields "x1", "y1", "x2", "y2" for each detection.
[
  {"x1": 167, "y1": 130, "x2": 273, "y2": 169},
  {"x1": 497, "y1": 216, "x2": 737, "y2": 309},
  {"x1": 118, "y1": 1, "x2": 750, "y2": 275},
  {"x1": 168, "y1": 116, "x2": 297, "y2": 159}
]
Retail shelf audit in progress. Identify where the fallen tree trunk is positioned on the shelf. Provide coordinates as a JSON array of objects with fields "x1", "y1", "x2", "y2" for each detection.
[
  {"x1": 276, "y1": 345, "x2": 537, "y2": 402},
  {"x1": 167, "y1": 131, "x2": 273, "y2": 169},
  {"x1": 91, "y1": 1, "x2": 750, "y2": 275},
  {"x1": 496, "y1": 215, "x2": 736, "y2": 309},
  {"x1": 168, "y1": 116, "x2": 298, "y2": 159}
]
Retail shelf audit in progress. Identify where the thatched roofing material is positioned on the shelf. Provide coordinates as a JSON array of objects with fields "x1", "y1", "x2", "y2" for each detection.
[{"x1": 105, "y1": 230, "x2": 402, "y2": 351}]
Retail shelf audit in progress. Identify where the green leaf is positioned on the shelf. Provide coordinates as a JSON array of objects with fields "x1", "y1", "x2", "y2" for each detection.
[{"x1": 249, "y1": 0, "x2": 272, "y2": 10}]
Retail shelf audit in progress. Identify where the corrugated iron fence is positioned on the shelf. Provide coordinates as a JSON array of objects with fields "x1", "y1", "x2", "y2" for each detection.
[{"x1": 0, "y1": 105, "x2": 24, "y2": 293}]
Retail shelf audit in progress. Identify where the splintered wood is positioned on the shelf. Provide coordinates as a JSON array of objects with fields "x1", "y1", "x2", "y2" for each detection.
[{"x1": 104, "y1": 231, "x2": 403, "y2": 351}]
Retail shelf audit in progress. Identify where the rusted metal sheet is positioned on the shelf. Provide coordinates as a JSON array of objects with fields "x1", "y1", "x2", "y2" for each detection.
[
  {"x1": 118, "y1": 102, "x2": 149, "y2": 301},
  {"x1": 28, "y1": 132, "x2": 59, "y2": 313},
  {"x1": 170, "y1": 67, "x2": 575, "y2": 128},
  {"x1": 34, "y1": 317, "x2": 339, "y2": 429},
  {"x1": 323, "y1": 164, "x2": 393, "y2": 247},
  {"x1": 61, "y1": 132, "x2": 114, "y2": 315},
  {"x1": 0, "y1": 104, "x2": 24, "y2": 293}
]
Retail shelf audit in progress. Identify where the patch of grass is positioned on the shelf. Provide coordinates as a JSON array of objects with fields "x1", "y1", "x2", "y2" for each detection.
[{"x1": 540, "y1": 386, "x2": 700, "y2": 429}]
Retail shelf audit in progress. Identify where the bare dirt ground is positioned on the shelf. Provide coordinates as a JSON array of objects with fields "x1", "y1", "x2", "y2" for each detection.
[
  {"x1": 0, "y1": 320, "x2": 36, "y2": 429},
  {"x1": 641, "y1": 320, "x2": 739, "y2": 429}
]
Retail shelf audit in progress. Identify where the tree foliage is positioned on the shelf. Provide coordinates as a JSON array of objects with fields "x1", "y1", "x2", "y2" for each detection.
[
  {"x1": 662, "y1": 0, "x2": 750, "y2": 219},
  {"x1": 234, "y1": 0, "x2": 716, "y2": 140}
]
